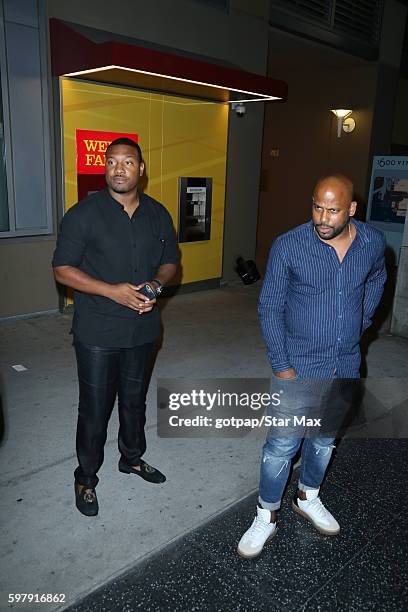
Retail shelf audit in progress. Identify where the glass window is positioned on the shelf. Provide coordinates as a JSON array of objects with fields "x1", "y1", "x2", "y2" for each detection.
[{"x1": 0, "y1": 66, "x2": 9, "y2": 232}]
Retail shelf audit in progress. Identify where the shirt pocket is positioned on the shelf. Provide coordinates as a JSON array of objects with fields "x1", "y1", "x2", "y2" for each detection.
[
  {"x1": 289, "y1": 267, "x2": 332, "y2": 295},
  {"x1": 289, "y1": 255, "x2": 335, "y2": 295},
  {"x1": 290, "y1": 279, "x2": 326, "y2": 296}
]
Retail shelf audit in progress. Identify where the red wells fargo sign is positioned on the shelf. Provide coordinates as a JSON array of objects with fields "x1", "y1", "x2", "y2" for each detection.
[{"x1": 76, "y1": 130, "x2": 139, "y2": 174}]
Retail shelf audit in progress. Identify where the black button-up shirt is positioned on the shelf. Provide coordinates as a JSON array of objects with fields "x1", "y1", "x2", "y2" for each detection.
[{"x1": 52, "y1": 188, "x2": 179, "y2": 347}]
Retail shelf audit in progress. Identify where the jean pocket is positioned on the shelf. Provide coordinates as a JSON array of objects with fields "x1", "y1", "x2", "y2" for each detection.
[{"x1": 271, "y1": 371, "x2": 298, "y2": 382}]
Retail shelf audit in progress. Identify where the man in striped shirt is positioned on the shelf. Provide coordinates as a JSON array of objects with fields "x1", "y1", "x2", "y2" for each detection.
[{"x1": 238, "y1": 174, "x2": 386, "y2": 558}]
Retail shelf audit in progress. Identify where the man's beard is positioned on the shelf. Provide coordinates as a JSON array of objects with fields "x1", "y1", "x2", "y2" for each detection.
[
  {"x1": 314, "y1": 217, "x2": 350, "y2": 241},
  {"x1": 110, "y1": 184, "x2": 129, "y2": 193},
  {"x1": 106, "y1": 177, "x2": 136, "y2": 194}
]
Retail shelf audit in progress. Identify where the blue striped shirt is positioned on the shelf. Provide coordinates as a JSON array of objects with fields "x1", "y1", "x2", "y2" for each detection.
[{"x1": 259, "y1": 220, "x2": 386, "y2": 378}]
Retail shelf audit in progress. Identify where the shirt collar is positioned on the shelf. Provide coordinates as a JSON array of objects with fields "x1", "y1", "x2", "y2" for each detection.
[
  {"x1": 309, "y1": 218, "x2": 366, "y2": 248},
  {"x1": 103, "y1": 188, "x2": 147, "y2": 216}
]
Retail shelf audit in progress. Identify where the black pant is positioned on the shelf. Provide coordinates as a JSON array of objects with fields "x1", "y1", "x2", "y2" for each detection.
[{"x1": 74, "y1": 341, "x2": 154, "y2": 488}]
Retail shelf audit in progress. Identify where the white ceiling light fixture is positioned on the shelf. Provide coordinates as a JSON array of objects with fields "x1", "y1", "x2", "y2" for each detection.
[
  {"x1": 62, "y1": 65, "x2": 282, "y2": 104},
  {"x1": 330, "y1": 109, "x2": 355, "y2": 138}
]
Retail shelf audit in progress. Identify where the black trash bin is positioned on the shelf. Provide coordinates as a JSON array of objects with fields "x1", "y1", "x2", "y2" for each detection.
[{"x1": 235, "y1": 257, "x2": 260, "y2": 285}]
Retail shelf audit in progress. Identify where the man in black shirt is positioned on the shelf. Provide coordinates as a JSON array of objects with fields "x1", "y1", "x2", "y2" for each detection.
[{"x1": 53, "y1": 138, "x2": 178, "y2": 516}]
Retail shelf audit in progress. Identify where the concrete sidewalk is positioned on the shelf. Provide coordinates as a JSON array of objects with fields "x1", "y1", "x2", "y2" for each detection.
[{"x1": 0, "y1": 284, "x2": 407, "y2": 610}]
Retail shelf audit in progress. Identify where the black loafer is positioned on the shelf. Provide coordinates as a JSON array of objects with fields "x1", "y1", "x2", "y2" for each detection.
[
  {"x1": 74, "y1": 482, "x2": 99, "y2": 516},
  {"x1": 118, "y1": 459, "x2": 166, "y2": 484}
]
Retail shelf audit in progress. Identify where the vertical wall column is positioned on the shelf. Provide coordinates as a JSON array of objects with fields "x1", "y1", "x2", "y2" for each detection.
[
  {"x1": 222, "y1": 102, "x2": 265, "y2": 281},
  {"x1": 377, "y1": 1, "x2": 408, "y2": 338},
  {"x1": 391, "y1": 219, "x2": 408, "y2": 338}
]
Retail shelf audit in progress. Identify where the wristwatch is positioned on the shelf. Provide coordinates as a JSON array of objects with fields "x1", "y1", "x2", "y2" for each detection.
[{"x1": 152, "y1": 279, "x2": 163, "y2": 296}]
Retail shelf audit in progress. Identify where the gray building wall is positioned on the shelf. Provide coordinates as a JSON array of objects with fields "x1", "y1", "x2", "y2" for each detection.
[
  {"x1": 383, "y1": 0, "x2": 408, "y2": 338},
  {"x1": 391, "y1": 225, "x2": 408, "y2": 338}
]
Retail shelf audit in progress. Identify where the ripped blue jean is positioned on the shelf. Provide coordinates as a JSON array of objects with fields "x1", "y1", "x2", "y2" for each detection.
[
  {"x1": 258, "y1": 374, "x2": 336, "y2": 511},
  {"x1": 259, "y1": 436, "x2": 335, "y2": 510}
]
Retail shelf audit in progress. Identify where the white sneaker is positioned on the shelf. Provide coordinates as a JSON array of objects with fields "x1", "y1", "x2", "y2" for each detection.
[
  {"x1": 237, "y1": 506, "x2": 277, "y2": 559},
  {"x1": 292, "y1": 489, "x2": 340, "y2": 535}
]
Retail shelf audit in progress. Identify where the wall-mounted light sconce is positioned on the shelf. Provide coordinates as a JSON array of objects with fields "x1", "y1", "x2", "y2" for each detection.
[{"x1": 331, "y1": 109, "x2": 356, "y2": 138}]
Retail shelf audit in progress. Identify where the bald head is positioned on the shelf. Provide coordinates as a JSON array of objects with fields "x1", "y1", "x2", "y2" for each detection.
[
  {"x1": 313, "y1": 174, "x2": 354, "y2": 202},
  {"x1": 312, "y1": 174, "x2": 357, "y2": 241}
]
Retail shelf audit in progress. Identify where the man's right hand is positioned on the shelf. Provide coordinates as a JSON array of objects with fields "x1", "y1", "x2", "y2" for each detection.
[
  {"x1": 53, "y1": 267, "x2": 154, "y2": 313},
  {"x1": 273, "y1": 367, "x2": 297, "y2": 379},
  {"x1": 108, "y1": 283, "x2": 154, "y2": 312}
]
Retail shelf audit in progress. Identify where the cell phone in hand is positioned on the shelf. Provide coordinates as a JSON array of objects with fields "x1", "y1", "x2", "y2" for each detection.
[{"x1": 138, "y1": 283, "x2": 156, "y2": 301}]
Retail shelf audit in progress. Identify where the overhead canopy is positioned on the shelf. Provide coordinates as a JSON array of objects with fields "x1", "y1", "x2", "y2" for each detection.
[{"x1": 50, "y1": 19, "x2": 287, "y2": 104}]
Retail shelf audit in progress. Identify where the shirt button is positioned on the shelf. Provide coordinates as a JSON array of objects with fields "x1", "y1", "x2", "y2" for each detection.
[
  {"x1": 339, "y1": 290, "x2": 342, "y2": 294},
  {"x1": 338, "y1": 314, "x2": 342, "y2": 318}
]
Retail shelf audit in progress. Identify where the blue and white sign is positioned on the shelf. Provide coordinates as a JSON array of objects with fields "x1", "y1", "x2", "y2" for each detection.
[{"x1": 366, "y1": 156, "x2": 408, "y2": 264}]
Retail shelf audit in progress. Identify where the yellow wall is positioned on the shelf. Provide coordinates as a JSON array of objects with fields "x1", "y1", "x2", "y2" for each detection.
[{"x1": 61, "y1": 78, "x2": 229, "y2": 284}]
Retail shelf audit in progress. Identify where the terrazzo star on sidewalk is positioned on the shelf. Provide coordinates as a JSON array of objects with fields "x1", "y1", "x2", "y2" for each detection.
[
  {"x1": 238, "y1": 174, "x2": 386, "y2": 558},
  {"x1": 53, "y1": 138, "x2": 178, "y2": 517}
]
